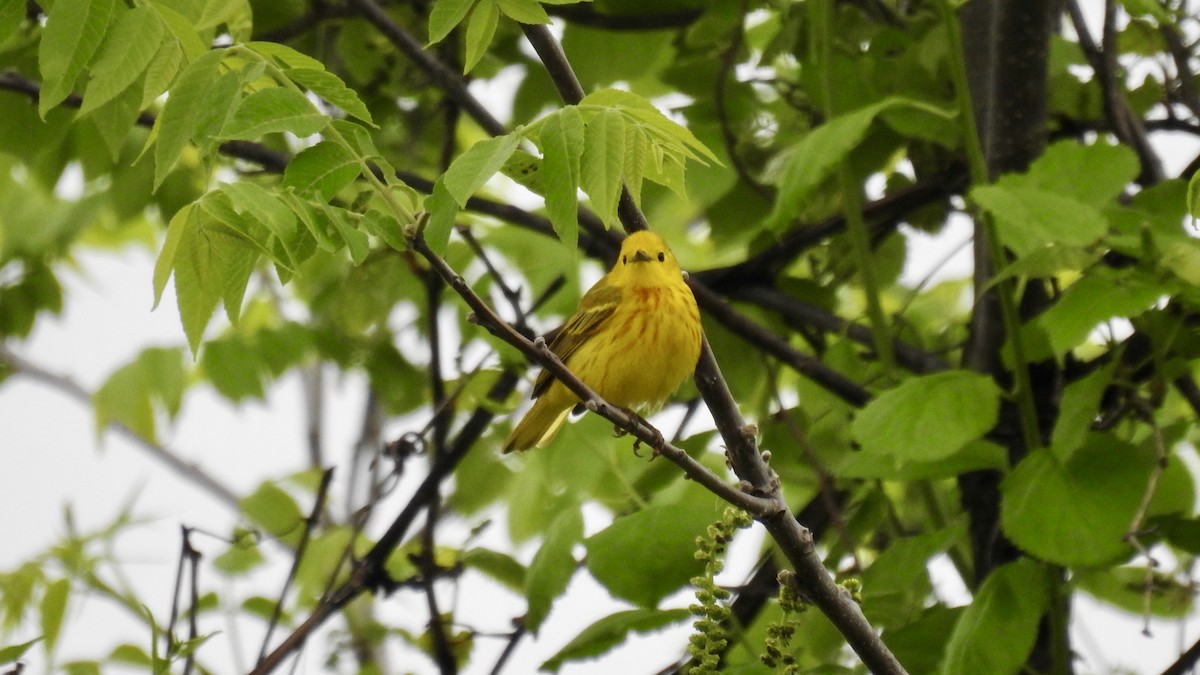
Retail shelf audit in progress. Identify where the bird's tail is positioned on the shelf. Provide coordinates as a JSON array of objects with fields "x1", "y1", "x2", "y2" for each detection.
[{"x1": 502, "y1": 393, "x2": 572, "y2": 453}]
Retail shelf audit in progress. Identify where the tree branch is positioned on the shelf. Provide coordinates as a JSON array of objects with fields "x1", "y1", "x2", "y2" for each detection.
[
  {"x1": 545, "y1": 4, "x2": 703, "y2": 31},
  {"x1": 1066, "y1": 0, "x2": 1164, "y2": 184},
  {"x1": 345, "y1": 0, "x2": 507, "y2": 136},
  {"x1": 0, "y1": 345, "x2": 241, "y2": 511},
  {"x1": 731, "y1": 285, "x2": 951, "y2": 375}
]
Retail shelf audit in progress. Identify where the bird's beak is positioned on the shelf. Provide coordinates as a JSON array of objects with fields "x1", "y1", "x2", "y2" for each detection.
[{"x1": 632, "y1": 249, "x2": 653, "y2": 263}]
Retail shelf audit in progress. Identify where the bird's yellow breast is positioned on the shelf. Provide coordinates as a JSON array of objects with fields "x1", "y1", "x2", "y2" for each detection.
[{"x1": 565, "y1": 283, "x2": 701, "y2": 409}]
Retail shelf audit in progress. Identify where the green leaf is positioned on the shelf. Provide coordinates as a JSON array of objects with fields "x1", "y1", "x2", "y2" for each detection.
[
  {"x1": 1001, "y1": 436, "x2": 1152, "y2": 567},
  {"x1": 219, "y1": 181, "x2": 302, "y2": 268},
  {"x1": 1120, "y1": 0, "x2": 1173, "y2": 24},
  {"x1": 63, "y1": 660, "x2": 103, "y2": 675},
  {"x1": 501, "y1": 148, "x2": 543, "y2": 193},
  {"x1": 284, "y1": 141, "x2": 362, "y2": 201},
  {"x1": 191, "y1": 68, "x2": 246, "y2": 149},
  {"x1": 621, "y1": 122, "x2": 648, "y2": 206},
  {"x1": 88, "y1": 82, "x2": 143, "y2": 161},
  {"x1": 93, "y1": 347, "x2": 186, "y2": 441},
  {"x1": 1023, "y1": 269, "x2": 1165, "y2": 360},
  {"x1": 851, "y1": 371, "x2": 1001, "y2": 468},
  {"x1": 150, "y1": 2, "x2": 207, "y2": 62},
  {"x1": 40, "y1": 578, "x2": 70, "y2": 655},
  {"x1": 1076, "y1": 565, "x2": 1194, "y2": 618},
  {"x1": 0, "y1": 638, "x2": 43, "y2": 665},
  {"x1": 1160, "y1": 239, "x2": 1200, "y2": 285},
  {"x1": 93, "y1": 361, "x2": 154, "y2": 441},
  {"x1": 836, "y1": 439, "x2": 1007, "y2": 481},
  {"x1": 971, "y1": 184, "x2": 1107, "y2": 256},
  {"x1": 540, "y1": 608, "x2": 692, "y2": 673},
  {"x1": 2, "y1": 563, "x2": 45, "y2": 634},
  {"x1": 989, "y1": 244, "x2": 1101, "y2": 287},
  {"x1": 285, "y1": 68, "x2": 374, "y2": 125},
  {"x1": 360, "y1": 209, "x2": 408, "y2": 252},
  {"x1": 429, "y1": 0, "x2": 476, "y2": 45},
  {"x1": 461, "y1": 548, "x2": 526, "y2": 593},
  {"x1": 540, "y1": 106, "x2": 585, "y2": 250},
  {"x1": 213, "y1": 532, "x2": 265, "y2": 576},
  {"x1": 580, "y1": 108, "x2": 625, "y2": 227},
  {"x1": 244, "y1": 41, "x2": 326, "y2": 70},
  {"x1": 861, "y1": 524, "x2": 964, "y2": 628},
  {"x1": 38, "y1": 0, "x2": 117, "y2": 116},
  {"x1": 80, "y1": 6, "x2": 166, "y2": 116},
  {"x1": 765, "y1": 97, "x2": 950, "y2": 227},
  {"x1": 152, "y1": 48, "x2": 225, "y2": 189},
  {"x1": 463, "y1": 0, "x2": 499, "y2": 74},
  {"x1": 154, "y1": 202, "x2": 191, "y2": 307},
  {"x1": 525, "y1": 507, "x2": 582, "y2": 634},
  {"x1": 221, "y1": 87, "x2": 328, "y2": 140},
  {"x1": 0, "y1": 0, "x2": 25, "y2": 45},
  {"x1": 585, "y1": 498, "x2": 720, "y2": 607},
  {"x1": 1188, "y1": 169, "x2": 1200, "y2": 226},
  {"x1": 240, "y1": 482, "x2": 305, "y2": 547},
  {"x1": 322, "y1": 203, "x2": 371, "y2": 263},
  {"x1": 422, "y1": 177, "x2": 458, "y2": 253},
  {"x1": 172, "y1": 206, "x2": 260, "y2": 354},
  {"x1": 1017, "y1": 140, "x2": 1139, "y2": 206},
  {"x1": 442, "y1": 133, "x2": 522, "y2": 207},
  {"x1": 201, "y1": 337, "x2": 266, "y2": 400},
  {"x1": 495, "y1": 0, "x2": 550, "y2": 24},
  {"x1": 580, "y1": 88, "x2": 719, "y2": 165},
  {"x1": 886, "y1": 606, "x2": 963, "y2": 675},
  {"x1": 1050, "y1": 362, "x2": 1114, "y2": 456},
  {"x1": 940, "y1": 559, "x2": 1052, "y2": 675}
]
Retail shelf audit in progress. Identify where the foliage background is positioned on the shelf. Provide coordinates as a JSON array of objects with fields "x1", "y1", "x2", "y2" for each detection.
[{"x1": 4, "y1": 0, "x2": 1200, "y2": 673}]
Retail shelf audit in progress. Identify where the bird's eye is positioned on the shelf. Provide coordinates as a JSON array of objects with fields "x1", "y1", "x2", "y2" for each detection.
[
  {"x1": 657, "y1": 252, "x2": 665, "y2": 262},
  {"x1": 622, "y1": 255, "x2": 627, "y2": 264}
]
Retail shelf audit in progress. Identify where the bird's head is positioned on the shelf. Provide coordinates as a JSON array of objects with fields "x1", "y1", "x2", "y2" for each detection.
[{"x1": 611, "y1": 231, "x2": 684, "y2": 287}]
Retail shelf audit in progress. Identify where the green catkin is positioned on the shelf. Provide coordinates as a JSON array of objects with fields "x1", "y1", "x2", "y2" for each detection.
[
  {"x1": 762, "y1": 572, "x2": 808, "y2": 674},
  {"x1": 686, "y1": 507, "x2": 753, "y2": 675}
]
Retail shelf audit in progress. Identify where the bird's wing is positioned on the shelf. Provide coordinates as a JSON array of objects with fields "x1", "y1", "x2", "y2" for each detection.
[{"x1": 531, "y1": 280, "x2": 623, "y2": 399}]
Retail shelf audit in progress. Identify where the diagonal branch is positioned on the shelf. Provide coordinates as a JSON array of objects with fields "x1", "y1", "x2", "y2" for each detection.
[
  {"x1": 0, "y1": 345, "x2": 241, "y2": 511},
  {"x1": 345, "y1": 0, "x2": 506, "y2": 136}
]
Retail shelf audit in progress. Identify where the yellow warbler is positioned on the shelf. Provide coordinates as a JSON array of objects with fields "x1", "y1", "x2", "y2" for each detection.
[{"x1": 502, "y1": 230, "x2": 703, "y2": 453}]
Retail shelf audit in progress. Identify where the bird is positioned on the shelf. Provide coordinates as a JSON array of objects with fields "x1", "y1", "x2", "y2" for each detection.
[{"x1": 502, "y1": 230, "x2": 703, "y2": 453}]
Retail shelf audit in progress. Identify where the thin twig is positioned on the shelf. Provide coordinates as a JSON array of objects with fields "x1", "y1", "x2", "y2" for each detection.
[
  {"x1": 690, "y1": 282, "x2": 873, "y2": 407},
  {"x1": 257, "y1": 469, "x2": 336, "y2": 666},
  {"x1": 1161, "y1": 634, "x2": 1200, "y2": 675},
  {"x1": 303, "y1": 365, "x2": 324, "y2": 468},
  {"x1": 487, "y1": 623, "x2": 527, "y2": 675},
  {"x1": 0, "y1": 346, "x2": 241, "y2": 511},
  {"x1": 732, "y1": 284, "x2": 950, "y2": 375},
  {"x1": 545, "y1": 4, "x2": 702, "y2": 30},
  {"x1": 1066, "y1": 0, "x2": 1164, "y2": 184},
  {"x1": 456, "y1": 224, "x2": 531, "y2": 330},
  {"x1": 714, "y1": 0, "x2": 772, "y2": 199},
  {"x1": 345, "y1": 0, "x2": 506, "y2": 136},
  {"x1": 184, "y1": 533, "x2": 201, "y2": 675},
  {"x1": 166, "y1": 527, "x2": 202, "y2": 675},
  {"x1": 250, "y1": 368, "x2": 522, "y2": 674},
  {"x1": 1125, "y1": 398, "x2": 1169, "y2": 637}
]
